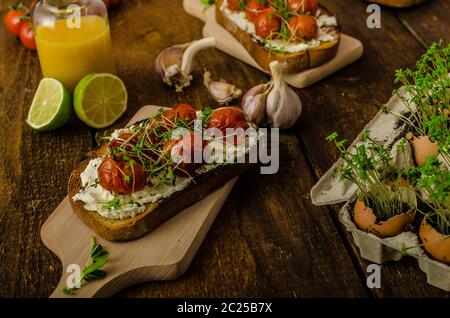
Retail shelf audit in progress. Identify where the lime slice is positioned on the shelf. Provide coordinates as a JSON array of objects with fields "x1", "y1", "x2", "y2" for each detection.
[
  {"x1": 26, "y1": 78, "x2": 72, "y2": 131},
  {"x1": 74, "y1": 73, "x2": 128, "y2": 129}
]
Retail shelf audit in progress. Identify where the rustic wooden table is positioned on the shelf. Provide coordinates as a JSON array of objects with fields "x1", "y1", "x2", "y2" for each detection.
[{"x1": 0, "y1": 0, "x2": 449, "y2": 298}]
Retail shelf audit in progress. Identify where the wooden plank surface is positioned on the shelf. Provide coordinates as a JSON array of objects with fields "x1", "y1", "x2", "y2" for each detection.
[
  {"x1": 294, "y1": 0, "x2": 449, "y2": 297},
  {"x1": 0, "y1": 0, "x2": 448, "y2": 298},
  {"x1": 394, "y1": 0, "x2": 450, "y2": 47}
]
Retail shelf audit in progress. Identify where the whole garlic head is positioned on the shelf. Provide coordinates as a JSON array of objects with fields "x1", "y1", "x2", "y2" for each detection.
[{"x1": 242, "y1": 61, "x2": 302, "y2": 129}]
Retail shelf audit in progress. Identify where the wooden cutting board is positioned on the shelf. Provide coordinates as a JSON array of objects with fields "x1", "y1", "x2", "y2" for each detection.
[
  {"x1": 41, "y1": 106, "x2": 238, "y2": 298},
  {"x1": 183, "y1": 0, "x2": 364, "y2": 88}
]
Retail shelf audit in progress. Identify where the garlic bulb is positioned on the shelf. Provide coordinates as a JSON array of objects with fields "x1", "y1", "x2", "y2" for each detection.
[
  {"x1": 242, "y1": 82, "x2": 272, "y2": 126},
  {"x1": 266, "y1": 61, "x2": 302, "y2": 129},
  {"x1": 242, "y1": 61, "x2": 302, "y2": 129},
  {"x1": 155, "y1": 37, "x2": 216, "y2": 92},
  {"x1": 203, "y1": 70, "x2": 242, "y2": 104}
]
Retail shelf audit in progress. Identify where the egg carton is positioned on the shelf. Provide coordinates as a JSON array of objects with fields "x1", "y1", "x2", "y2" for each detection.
[
  {"x1": 311, "y1": 87, "x2": 450, "y2": 292},
  {"x1": 339, "y1": 198, "x2": 450, "y2": 291}
]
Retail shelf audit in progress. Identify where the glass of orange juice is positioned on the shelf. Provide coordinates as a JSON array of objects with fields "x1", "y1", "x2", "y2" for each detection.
[{"x1": 32, "y1": 0, "x2": 116, "y2": 90}]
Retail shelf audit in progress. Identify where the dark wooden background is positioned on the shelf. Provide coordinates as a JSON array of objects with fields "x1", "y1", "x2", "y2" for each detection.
[{"x1": 0, "y1": 0, "x2": 449, "y2": 298}]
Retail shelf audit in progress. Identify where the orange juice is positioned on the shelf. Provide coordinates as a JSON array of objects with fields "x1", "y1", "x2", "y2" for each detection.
[{"x1": 35, "y1": 15, "x2": 115, "y2": 90}]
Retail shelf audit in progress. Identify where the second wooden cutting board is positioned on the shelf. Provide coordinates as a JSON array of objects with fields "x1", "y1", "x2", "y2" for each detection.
[{"x1": 41, "y1": 105, "x2": 239, "y2": 298}]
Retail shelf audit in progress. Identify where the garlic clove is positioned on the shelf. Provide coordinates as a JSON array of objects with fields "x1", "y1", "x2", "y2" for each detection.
[
  {"x1": 155, "y1": 42, "x2": 192, "y2": 92},
  {"x1": 203, "y1": 70, "x2": 242, "y2": 104},
  {"x1": 242, "y1": 82, "x2": 272, "y2": 126},
  {"x1": 267, "y1": 87, "x2": 302, "y2": 129},
  {"x1": 155, "y1": 37, "x2": 216, "y2": 92}
]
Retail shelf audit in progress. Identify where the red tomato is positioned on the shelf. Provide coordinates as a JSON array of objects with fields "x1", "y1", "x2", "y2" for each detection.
[
  {"x1": 245, "y1": 0, "x2": 268, "y2": 23},
  {"x1": 111, "y1": 132, "x2": 159, "y2": 160},
  {"x1": 227, "y1": 0, "x2": 243, "y2": 12},
  {"x1": 154, "y1": 103, "x2": 197, "y2": 131},
  {"x1": 287, "y1": 0, "x2": 318, "y2": 14},
  {"x1": 19, "y1": 21, "x2": 36, "y2": 50},
  {"x1": 254, "y1": 8, "x2": 281, "y2": 39},
  {"x1": 4, "y1": 8, "x2": 27, "y2": 36},
  {"x1": 288, "y1": 15, "x2": 318, "y2": 41},
  {"x1": 207, "y1": 107, "x2": 249, "y2": 147},
  {"x1": 98, "y1": 157, "x2": 146, "y2": 195},
  {"x1": 207, "y1": 106, "x2": 249, "y2": 132},
  {"x1": 172, "y1": 103, "x2": 197, "y2": 123},
  {"x1": 163, "y1": 132, "x2": 207, "y2": 176},
  {"x1": 110, "y1": 132, "x2": 137, "y2": 153}
]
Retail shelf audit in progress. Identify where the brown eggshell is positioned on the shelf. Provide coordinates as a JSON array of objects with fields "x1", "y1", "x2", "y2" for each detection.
[
  {"x1": 419, "y1": 218, "x2": 450, "y2": 265},
  {"x1": 353, "y1": 200, "x2": 415, "y2": 238},
  {"x1": 406, "y1": 132, "x2": 439, "y2": 166}
]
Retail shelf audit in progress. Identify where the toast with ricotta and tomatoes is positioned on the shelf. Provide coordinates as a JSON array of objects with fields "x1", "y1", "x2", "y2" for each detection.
[
  {"x1": 367, "y1": 0, "x2": 428, "y2": 8},
  {"x1": 216, "y1": 0, "x2": 340, "y2": 74},
  {"x1": 69, "y1": 105, "x2": 258, "y2": 241}
]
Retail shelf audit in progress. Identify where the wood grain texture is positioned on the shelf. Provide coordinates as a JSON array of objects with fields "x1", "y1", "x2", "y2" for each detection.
[
  {"x1": 0, "y1": 0, "x2": 448, "y2": 298},
  {"x1": 294, "y1": 0, "x2": 449, "y2": 297},
  {"x1": 394, "y1": 0, "x2": 449, "y2": 47}
]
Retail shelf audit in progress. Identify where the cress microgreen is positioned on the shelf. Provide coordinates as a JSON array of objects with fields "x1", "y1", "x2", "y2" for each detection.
[
  {"x1": 382, "y1": 40, "x2": 450, "y2": 139},
  {"x1": 327, "y1": 131, "x2": 416, "y2": 221},
  {"x1": 405, "y1": 158, "x2": 450, "y2": 236}
]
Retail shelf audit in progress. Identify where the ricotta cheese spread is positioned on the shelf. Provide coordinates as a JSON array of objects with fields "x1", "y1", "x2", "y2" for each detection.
[
  {"x1": 220, "y1": 0, "x2": 338, "y2": 54},
  {"x1": 73, "y1": 124, "x2": 260, "y2": 220},
  {"x1": 72, "y1": 156, "x2": 192, "y2": 220}
]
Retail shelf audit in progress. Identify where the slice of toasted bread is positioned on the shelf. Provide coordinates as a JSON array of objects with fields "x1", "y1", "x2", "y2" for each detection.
[
  {"x1": 367, "y1": 0, "x2": 428, "y2": 8},
  {"x1": 68, "y1": 142, "x2": 253, "y2": 242},
  {"x1": 215, "y1": 0, "x2": 340, "y2": 74}
]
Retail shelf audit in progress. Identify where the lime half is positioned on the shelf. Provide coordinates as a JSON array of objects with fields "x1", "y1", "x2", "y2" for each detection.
[
  {"x1": 74, "y1": 73, "x2": 128, "y2": 129},
  {"x1": 26, "y1": 78, "x2": 72, "y2": 131}
]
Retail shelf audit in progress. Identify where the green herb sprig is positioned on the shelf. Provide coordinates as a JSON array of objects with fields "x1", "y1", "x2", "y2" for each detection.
[{"x1": 63, "y1": 238, "x2": 109, "y2": 295}]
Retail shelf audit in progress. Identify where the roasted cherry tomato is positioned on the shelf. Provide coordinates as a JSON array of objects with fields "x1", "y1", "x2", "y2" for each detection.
[
  {"x1": 287, "y1": 0, "x2": 318, "y2": 14},
  {"x1": 98, "y1": 157, "x2": 146, "y2": 195},
  {"x1": 110, "y1": 132, "x2": 137, "y2": 153},
  {"x1": 163, "y1": 132, "x2": 207, "y2": 176},
  {"x1": 227, "y1": 0, "x2": 243, "y2": 12},
  {"x1": 288, "y1": 15, "x2": 318, "y2": 41},
  {"x1": 170, "y1": 103, "x2": 197, "y2": 123},
  {"x1": 207, "y1": 107, "x2": 249, "y2": 147},
  {"x1": 111, "y1": 132, "x2": 160, "y2": 160},
  {"x1": 245, "y1": 0, "x2": 268, "y2": 23},
  {"x1": 4, "y1": 6, "x2": 27, "y2": 36},
  {"x1": 19, "y1": 20, "x2": 36, "y2": 50},
  {"x1": 207, "y1": 106, "x2": 249, "y2": 132},
  {"x1": 153, "y1": 103, "x2": 197, "y2": 131},
  {"x1": 254, "y1": 8, "x2": 281, "y2": 39}
]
